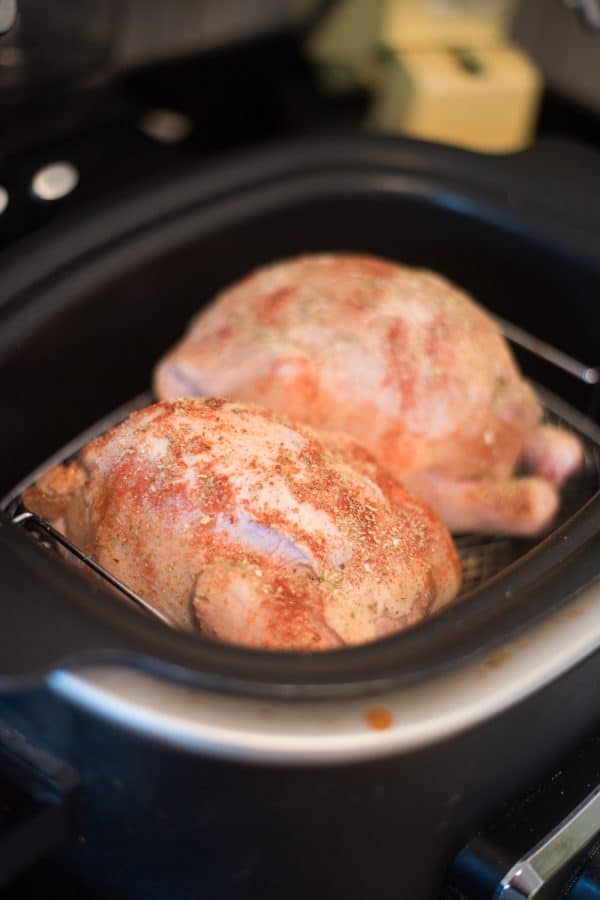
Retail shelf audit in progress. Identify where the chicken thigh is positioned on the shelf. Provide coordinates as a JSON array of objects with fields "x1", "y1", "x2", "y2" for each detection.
[
  {"x1": 23, "y1": 398, "x2": 461, "y2": 651},
  {"x1": 154, "y1": 255, "x2": 583, "y2": 536}
]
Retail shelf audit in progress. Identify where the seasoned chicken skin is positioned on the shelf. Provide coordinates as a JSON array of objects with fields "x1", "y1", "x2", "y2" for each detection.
[
  {"x1": 23, "y1": 398, "x2": 461, "y2": 651},
  {"x1": 154, "y1": 254, "x2": 583, "y2": 536}
]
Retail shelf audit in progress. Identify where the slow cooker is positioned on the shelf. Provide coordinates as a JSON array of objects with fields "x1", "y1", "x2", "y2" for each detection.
[{"x1": 0, "y1": 136, "x2": 599, "y2": 900}]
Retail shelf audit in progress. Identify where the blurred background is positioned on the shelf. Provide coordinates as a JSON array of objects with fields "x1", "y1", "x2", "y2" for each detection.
[{"x1": 0, "y1": 0, "x2": 598, "y2": 250}]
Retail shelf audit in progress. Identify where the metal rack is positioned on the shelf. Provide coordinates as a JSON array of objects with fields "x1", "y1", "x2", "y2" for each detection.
[{"x1": 3, "y1": 324, "x2": 599, "y2": 626}]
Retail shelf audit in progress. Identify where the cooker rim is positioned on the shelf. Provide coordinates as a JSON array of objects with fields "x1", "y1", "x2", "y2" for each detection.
[
  {"x1": 0, "y1": 134, "x2": 598, "y2": 700},
  {"x1": 45, "y1": 576, "x2": 600, "y2": 763}
]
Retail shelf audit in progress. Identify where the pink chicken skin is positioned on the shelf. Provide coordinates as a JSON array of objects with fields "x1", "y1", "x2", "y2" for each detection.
[
  {"x1": 154, "y1": 254, "x2": 583, "y2": 537},
  {"x1": 23, "y1": 398, "x2": 461, "y2": 651}
]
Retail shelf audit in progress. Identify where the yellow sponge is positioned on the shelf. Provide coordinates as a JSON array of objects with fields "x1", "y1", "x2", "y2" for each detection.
[{"x1": 369, "y1": 44, "x2": 542, "y2": 153}]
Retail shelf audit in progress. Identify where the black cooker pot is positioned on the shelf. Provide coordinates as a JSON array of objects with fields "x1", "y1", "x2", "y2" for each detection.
[{"x1": 0, "y1": 136, "x2": 599, "y2": 900}]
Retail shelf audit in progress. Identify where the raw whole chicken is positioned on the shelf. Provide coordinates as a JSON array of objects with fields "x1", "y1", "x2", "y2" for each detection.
[
  {"x1": 23, "y1": 398, "x2": 461, "y2": 651},
  {"x1": 154, "y1": 254, "x2": 583, "y2": 536}
]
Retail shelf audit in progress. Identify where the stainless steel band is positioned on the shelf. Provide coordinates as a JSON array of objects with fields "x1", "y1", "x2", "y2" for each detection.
[{"x1": 499, "y1": 786, "x2": 600, "y2": 897}]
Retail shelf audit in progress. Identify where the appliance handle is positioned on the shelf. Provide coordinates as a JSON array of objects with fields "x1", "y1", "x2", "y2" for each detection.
[
  {"x1": 500, "y1": 789, "x2": 600, "y2": 898},
  {"x1": 446, "y1": 735, "x2": 600, "y2": 899},
  {"x1": 0, "y1": 716, "x2": 79, "y2": 886}
]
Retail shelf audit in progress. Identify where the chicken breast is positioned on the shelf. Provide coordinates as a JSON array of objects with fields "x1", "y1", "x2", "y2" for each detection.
[
  {"x1": 154, "y1": 254, "x2": 583, "y2": 536},
  {"x1": 23, "y1": 398, "x2": 461, "y2": 651}
]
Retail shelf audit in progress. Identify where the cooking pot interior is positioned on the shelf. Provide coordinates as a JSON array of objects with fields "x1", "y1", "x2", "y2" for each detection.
[{"x1": 1, "y1": 179, "x2": 598, "y2": 497}]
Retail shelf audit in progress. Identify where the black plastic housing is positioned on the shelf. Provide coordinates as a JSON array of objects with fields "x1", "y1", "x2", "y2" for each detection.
[{"x1": 0, "y1": 135, "x2": 598, "y2": 696}]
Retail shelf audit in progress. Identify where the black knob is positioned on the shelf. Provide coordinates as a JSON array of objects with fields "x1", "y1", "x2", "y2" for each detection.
[{"x1": 568, "y1": 851, "x2": 600, "y2": 899}]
